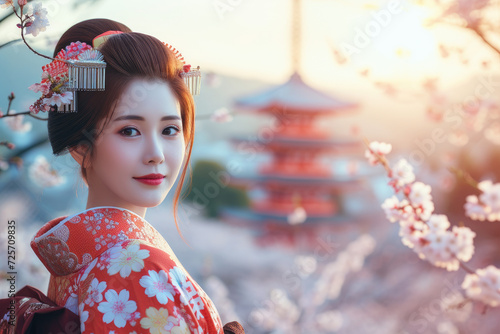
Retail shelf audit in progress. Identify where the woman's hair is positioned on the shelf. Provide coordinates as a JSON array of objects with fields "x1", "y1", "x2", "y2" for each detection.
[{"x1": 47, "y1": 18, "x2": 195, "y2": 231}]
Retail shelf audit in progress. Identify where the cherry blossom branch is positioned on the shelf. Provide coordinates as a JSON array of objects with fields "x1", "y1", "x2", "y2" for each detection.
[
  {"x1": 365, "y1": 139, "x2": 500, "y2": 308},
  {"x1": 0, "y1": 92, "x2": 48, "y2": 120},
  {"x1": 448, "y1": 167, "x2": 479, "y2": 189},
  {"x1": 11, "y1": 2, "x2": 53, "y2": 61}
]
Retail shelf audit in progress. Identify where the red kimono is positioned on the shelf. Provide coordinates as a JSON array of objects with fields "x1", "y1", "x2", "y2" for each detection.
[{"x1": 30, "y1": 206, "x2": 224, "y2": 333}]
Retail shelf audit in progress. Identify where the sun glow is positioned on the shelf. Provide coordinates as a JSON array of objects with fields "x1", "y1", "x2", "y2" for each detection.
[{"x1": 371, "y1": 6, "x2": 439, "y2": 74}]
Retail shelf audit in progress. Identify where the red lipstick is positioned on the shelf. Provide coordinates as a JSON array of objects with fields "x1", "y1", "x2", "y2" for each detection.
[{"x1": 133, "y1": 174, "x2": 165, "y2": 186}]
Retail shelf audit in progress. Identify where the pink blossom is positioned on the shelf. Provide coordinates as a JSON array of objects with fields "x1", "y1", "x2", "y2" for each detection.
[
  {"x1": 28, "y1": 81, "x2": 51, "y2": 95},
  {"x1": 464, "y1": 182, "x2": 500, "y2": 222},
  {"x1": 399, "y1": 218, "x2": 428, "y2": 249},
  {"x1": 416, "y1": 225, "x2": 475, "y2": 271},
  {"x1": 210, "y1": 108, "x2": 233, "y2": 123},
  {"x1": 25, "y1": 3, "x2": 49, "y2": 37},
  {"x1": 389, "y1": 158, "x2": 415, "y2": 189},
  {"x1": 364, "y1": 141, "x2": 392, "y2": 166},
  {"x1": 451, "y1": 226, "x2": 475, "y2": 263},
  {"x1": 427, "y1": 214, "x2": 450, "y2": 232},
  {"x1": 409, "y1": 182, "x2": 432, "y2": 206},
  {"x1": 17, "y1": 0, "x2": 26, "y2": 6},
  {"x1": 479, "y1": 181, "x2": 500, "y2": 213},
  {"x1": 418, "y1": 230, "x2": 459, "y2": 271},
  {"x1": 462, "y1": 265, "x2": 500, "y2": 307},
  {"x1": 287, "y1": 207, "x2": 307, "y2": 225},
  {"x1": 42, "y1": 91, "x2": 73, "y2": 108},
  {"x1": 464, "y1": 195, "x2": 487, "y2": 221},
  {"x1": 4, "y1": 113, "x2": 32, "y2": 133},
  {"x1": 381, "y1": 196, "x2": 411, "y2": 223}
]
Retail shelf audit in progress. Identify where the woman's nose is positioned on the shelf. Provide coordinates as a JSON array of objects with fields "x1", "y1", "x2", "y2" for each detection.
[{"x1": 145, "y1": 134, "x2": 165, "y2": 165}]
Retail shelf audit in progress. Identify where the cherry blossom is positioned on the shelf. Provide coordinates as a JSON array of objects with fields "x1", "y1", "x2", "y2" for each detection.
[
  {"x1": 287, "y1": 206, "x2": 307, "y2": 225},
  {"x1": 3, "y1": 113, "x2": 32, "y2": 132},
  {"x1": 417, "y1": 226, "x2": 475, "y2": 271},
  {"x1": 365, "y1": 140, "x2": 500, "y2": 308},
  {"x1": 381, "y1": 196, "x2": 412, "y2": 223},
  {"x1": 28, "y1": 155, "x2": 65, "y2": 187},
  {"x1": 442, "y1": 0, "x2": 491, "y2": 27},
  {"x1": 28, "y1": 81, "x2": 51, "y2": 95},
  {"x1": 97, "y1": 289, "x2": 138, "y2": 328},
  {"x1": 389, "y1": 158, "x2": 415, "y2": 189},
  {"x1": 462, "y1": 265, "x2": 500, "y2": 307},
  {"x1": 364, "y1": 141, "x2": 392, "y2": 166},
  {"x1": 210, "y1": 107, "x2": 233, "y2": 123},
  {"x1": 24, "y1": 3, "x2": 49, "y2": 37},
  {"x1": 464, "y1": 180, "x2": 500, "y2": 222},
  {"x1": 42, "y1": 91, "x2": 73, "y2": 108}
]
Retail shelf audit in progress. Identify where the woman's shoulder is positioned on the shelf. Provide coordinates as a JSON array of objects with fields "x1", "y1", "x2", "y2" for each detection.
[{"x1": 78, "y1": 238, "x2": 224, "y2": 333}]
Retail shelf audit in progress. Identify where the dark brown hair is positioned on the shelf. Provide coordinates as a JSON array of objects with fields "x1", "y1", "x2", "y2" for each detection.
[{"x1": 47, "y1": 19, "x2": 195, "y2": 232}]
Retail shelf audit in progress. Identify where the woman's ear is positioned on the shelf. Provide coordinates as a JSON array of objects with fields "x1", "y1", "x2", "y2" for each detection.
[{"x1": 69, "y1": 144, "x2": 91, "y2": 168}]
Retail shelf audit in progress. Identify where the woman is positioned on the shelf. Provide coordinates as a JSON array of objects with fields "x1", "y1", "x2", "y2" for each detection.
[{"x1": 1, "y1": 18, "x2": 244, "y2": 333}]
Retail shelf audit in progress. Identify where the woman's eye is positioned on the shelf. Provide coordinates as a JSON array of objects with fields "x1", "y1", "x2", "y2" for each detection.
[
  {"x1": 120, "y1": 127, "x2": 139, "y2": 137},
  {"x1": 164, "y1": 126, "x2": 181, "y2": 136}
]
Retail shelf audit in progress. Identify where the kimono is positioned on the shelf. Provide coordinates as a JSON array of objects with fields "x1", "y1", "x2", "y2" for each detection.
[{"x1": 29, "y1": 206, "x2": 225, "y2": 334}]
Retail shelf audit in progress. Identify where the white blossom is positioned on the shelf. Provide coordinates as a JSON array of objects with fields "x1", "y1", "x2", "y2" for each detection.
[
  {"x1": 409, "y1": 182, "x2": 432, "y2": 206},
  {"x1": 381, "y1": 196, "x2": 411, "y2": 223},
  {"x1": 364, "y1": 141, "x2": 392, "y2": 165},
  {"x1": 462, "y1": 265, "x2": 500, "y2": 307},
  {"x1": 28, "y1": 155, "x2": 65, "y2": 187},
  {"x1": 42, "y1": 91, "x2": 73, "y2": 108},
  {"x1": 390, "y1": 158, "x2": 415, "y2": 189},
  {"x1": 210, "y1": 107, "x2": 233, "y2": 123},
  {"x1": 416, "y1": 226, "x2": 475, "y2": 271},
  {"x1": 287, "y1": 206, "x2": 307, "y2": 225},
  {"x1": 464, "y1": 195, "x2": 488, "y2": 221},
  {"x1": 25, "y1": 3, "x2": 49, "y2": 37},
  {"x1": 4, "y1": 113, "x2": 32, "y2": 133},
  {"x1": 427, "y1": 214, "x2": 450, "y2": 232}
]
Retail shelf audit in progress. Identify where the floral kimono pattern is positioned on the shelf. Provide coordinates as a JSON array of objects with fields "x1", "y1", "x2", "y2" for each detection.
[{"x1": 31, "y1": 206, "x2": 224, "y2": 333}]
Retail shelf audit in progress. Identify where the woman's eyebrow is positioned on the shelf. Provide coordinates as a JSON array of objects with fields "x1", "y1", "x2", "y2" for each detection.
[{"x1": 113, "y1": 115, "x2": 181, "y2": 122}]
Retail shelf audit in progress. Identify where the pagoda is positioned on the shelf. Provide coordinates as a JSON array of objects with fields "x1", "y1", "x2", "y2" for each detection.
[{"x1": 219, "y1": 0, "x2": 366, "y2": 247}]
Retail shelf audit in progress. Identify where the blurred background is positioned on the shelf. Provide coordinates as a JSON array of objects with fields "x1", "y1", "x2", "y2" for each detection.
[{"x1": 1, "y1": 0, "x2": 500, "y2": 333}]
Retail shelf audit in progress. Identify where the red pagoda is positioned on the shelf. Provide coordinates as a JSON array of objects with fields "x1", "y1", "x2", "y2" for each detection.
[{"x1": 220, "y1": 0, "x2": 366, "y2": 247}]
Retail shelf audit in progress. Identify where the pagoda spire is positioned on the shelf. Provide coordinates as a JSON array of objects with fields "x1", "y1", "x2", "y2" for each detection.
[{"x1": 291, "y1": 0, "x2": 302, "y2": 75}]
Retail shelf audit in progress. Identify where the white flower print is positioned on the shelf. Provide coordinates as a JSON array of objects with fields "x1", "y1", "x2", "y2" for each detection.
[
  {"x1": 79, "y1": 302, "x2": 89, "y2": 332},
  {"x1": 169, "y1": 266, "x2": 189, "y2": 303},
  {"x1": 140, "y1": 270, "x2": 176, "y2": 304},
  {"x1": 85, "y1": 278, "x2": 107, "y2": 307},
  {"x1": 108, "y1": 242, "x2": 150, "y2": 278},
  {"x1": 98, "y1": 289, "x2": 137, "y2": 328},
  {"x1": 65, "y1": 292, "x2": 79, "y2": 315}
]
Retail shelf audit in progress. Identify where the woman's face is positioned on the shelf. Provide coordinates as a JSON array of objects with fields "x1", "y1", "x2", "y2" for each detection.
[{"x1": 83, "y1": 79, "x2": 186, "y2": 216}]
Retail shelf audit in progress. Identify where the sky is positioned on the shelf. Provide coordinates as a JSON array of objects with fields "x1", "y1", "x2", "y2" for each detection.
[
  {"x1": 2, "y1": 0, "x2": 500, "y2": 148},
  {"x1": 4, "y1": 0, "x2": 496, "y2": 91}
]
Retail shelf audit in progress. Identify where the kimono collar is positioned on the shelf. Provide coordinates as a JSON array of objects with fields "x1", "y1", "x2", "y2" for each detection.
[{"x1": 31, "y1": 206, "x2": 169, "y2": 277}]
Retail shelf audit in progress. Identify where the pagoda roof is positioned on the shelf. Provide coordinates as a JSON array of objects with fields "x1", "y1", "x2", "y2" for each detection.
[{"x1": 235, "y1": 72, "x2": 357, "y2": 113}]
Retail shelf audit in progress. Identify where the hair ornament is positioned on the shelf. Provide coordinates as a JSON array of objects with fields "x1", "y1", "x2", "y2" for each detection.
[
  {"x1": 92, "y1": 30, "x2": 124, "y2": 49},
  {"x1": 163, "y1": 42, "x2": 201, "y2": 96},
  {"x1": 67, "y1": 49, "x2": 106, "y2": 91},
  {"x1": 28, "y1": 41, "x2": 105, "y2": 113}
]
